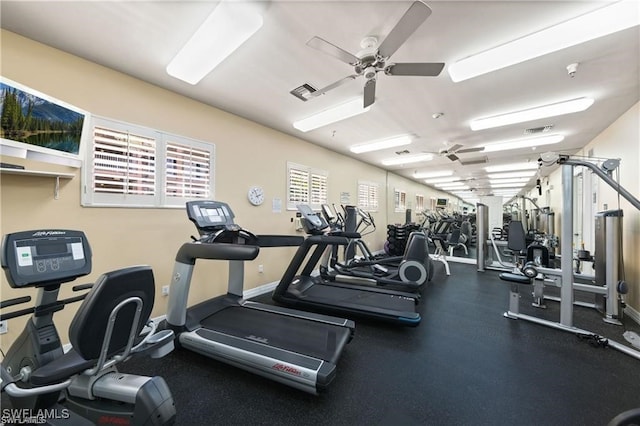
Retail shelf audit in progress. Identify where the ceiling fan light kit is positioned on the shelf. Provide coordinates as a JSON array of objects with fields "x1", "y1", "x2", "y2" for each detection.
[
  {"x1": 166, "y1": 1, "x2": 265, "y2": 84},
  {"x1": 448, "y1": 0, "x2": 640, "y2": 82},
  {"x1": 349, "y1": 135, "x2": 412, "y2": 154},
  {"x1": 469, "y1": 97, "x2": 595, "y2": 131}
]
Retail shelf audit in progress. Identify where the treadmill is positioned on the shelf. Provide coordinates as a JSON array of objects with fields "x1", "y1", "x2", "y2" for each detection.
[
  {"x1": 272, "y1": 206, "x2": 421, "y2": 327},
  {"x1": 164, "y1": 200, "x2": 355, "y2": 395}
]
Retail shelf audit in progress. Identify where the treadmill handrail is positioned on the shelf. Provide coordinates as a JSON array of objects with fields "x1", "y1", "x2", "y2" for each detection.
[
  {"x1": 256, "y1": 235, "x2": 304, "y2": 247},
  {"x1": 175, "y1": 242, "x2": 259, "y2": 265}
]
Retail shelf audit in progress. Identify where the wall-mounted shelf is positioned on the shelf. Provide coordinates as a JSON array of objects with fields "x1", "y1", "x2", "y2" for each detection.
[{"x1": 1, "y1": 168, "x2": 76, "y2": 199}]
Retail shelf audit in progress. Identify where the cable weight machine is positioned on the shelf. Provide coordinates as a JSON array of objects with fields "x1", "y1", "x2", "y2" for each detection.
[{"x1": 499, "y1": 154, "x2": 640, "y2": 360}]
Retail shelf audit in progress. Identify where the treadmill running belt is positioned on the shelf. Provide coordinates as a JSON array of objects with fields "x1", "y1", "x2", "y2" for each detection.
[
  {"x1": 307, "y1": 284, "x2": 415, "y2": 311},
  {"x1": 200, "y1": 307, "x2": 350, "y2": 363}
]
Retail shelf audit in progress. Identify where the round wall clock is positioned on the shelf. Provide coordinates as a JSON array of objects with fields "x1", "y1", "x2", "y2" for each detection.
[{"x1": 248, "y1": 186, "x2": 265, "y2": 206}]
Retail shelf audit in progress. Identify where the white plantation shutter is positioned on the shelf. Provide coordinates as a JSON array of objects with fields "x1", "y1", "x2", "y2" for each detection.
[
  {"x1": 394, "y1": 189, "x2": 407, "y2": 211},
  {"x1": 83, "y1": 116, "x2": 215, "y2": 208},
  {"x1": 92, "y1": 126, "x2": 156, "y2": 196},
  {"x1": 287, "y1": 162, "x2": 328, "y2": 210},
  {"x1": 358, "y1": 181, "x2": 379, "y2": 211},
  {"x1": 310, "y1": 172, "x2": 327, "y2": 208},
  {"x1": 287, "y1": 165, "x2": 309, "y2": 209},
  {"x1": 165, "y1": 141, "x2": 211, "y2": 199},
  {"x1": 416, "y1": 194, "x2": 425, "y2": 212}
]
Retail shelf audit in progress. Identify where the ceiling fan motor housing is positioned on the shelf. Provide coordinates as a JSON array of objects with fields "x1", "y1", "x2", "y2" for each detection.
[{"x1": 364, "y1": 66, "x2": 377, "y2": 80}]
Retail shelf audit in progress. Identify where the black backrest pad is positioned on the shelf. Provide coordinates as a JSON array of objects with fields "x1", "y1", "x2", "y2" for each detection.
[
  {"x1": 507, "y1": 221, "x2": 527, "y2": 252},
  {"x1": 69, "y1": 265, "x2": 155, "y2": 361},
  {"x1": 404, "y1": 232, "x2": 427, "y2": 261}
]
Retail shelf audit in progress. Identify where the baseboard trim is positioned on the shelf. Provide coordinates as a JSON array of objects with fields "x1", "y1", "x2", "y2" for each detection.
[
  {"x1": 625, "y1": 304, "x2": 640, "y2": 325},
  {"x1": 243, "y1": 280, "x2": 279, "y2": 299}
]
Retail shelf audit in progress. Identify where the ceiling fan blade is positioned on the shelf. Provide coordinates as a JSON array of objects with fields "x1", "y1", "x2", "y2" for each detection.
[
  {"x1": 306, "y1": 36, "x2": 359, "y2": 65},
  {"x1": 457, "y1": 147, "x2": 486, "y2": 154},
  {"x1": 448, "y1": 144, "x2": 464, "y2": 152},
  {"x1": 447, "y1": 153, "x2": 459, "y2": 162},
  {"x1": 363, "y1": 79, "x2": 376, "y2": 108},
  {"x1": 378, "y1": 1, "x2": 432, "y2": 59},
  {"x1": 386, "y1": 62, "x2": 445, "y2": 76},
  {"x1": 306, "y1": 75, "x2": 359, "y2": 99}
]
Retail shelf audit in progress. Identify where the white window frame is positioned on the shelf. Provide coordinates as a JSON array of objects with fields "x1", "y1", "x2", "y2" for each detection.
[
  {"x1": 82, "y1": 115, "x2": 215, "y2": 208},
  {"x1": 415, "y1": 194, "x2": 425, "y2": 212},
  {"x1": 394, "y1": 188, "x2": 407, "y2": 212},
  {"x1": 357, "y1": 180, "x2": 379, "y2": 212},
  {"x1": 286, "y1": 161, "x2": 328, "y2": 210}
]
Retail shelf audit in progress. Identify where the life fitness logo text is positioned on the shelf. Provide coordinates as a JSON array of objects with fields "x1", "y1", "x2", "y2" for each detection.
[
  {"x1": 272, "y1": 363, "x2": 302, "y2": 376},
  {"x1": 32, "y1": 231, "x2": 66, "y2": 237}
]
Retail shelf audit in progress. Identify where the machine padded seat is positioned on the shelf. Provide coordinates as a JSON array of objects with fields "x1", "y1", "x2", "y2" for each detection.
[
  {"x1": 499, "y1": 272, "x2": 532, "y2": 285},
  {"x1": 31, "y1": 266, "x2": 155, "y2": 386}
]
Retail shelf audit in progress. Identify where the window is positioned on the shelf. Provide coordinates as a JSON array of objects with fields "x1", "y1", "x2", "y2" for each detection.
[
  {"x1": 83, "y1": 116, "x2": 214, "y2": 207},
  {"x1": 394, "y1": 189, "x2": 407, "y2": 212},
  {"x1": 357, "y1": 181, "x2": 379, "y2": 211},
  {"x1": 415, "y1": 194, "x2": 425, "y2": 212},
  {"x1": 286, "y1": 162, "x2": 328, "y2": 210}
]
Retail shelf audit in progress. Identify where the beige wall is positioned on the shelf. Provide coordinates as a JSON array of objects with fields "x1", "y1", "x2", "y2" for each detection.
[{"x1": 0, "y1": 30, "x2": 453, "y2": 349}]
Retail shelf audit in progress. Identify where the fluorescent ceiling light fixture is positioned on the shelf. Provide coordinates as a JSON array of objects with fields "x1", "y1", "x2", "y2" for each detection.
[
  {"x1": 166, "y1": 1, "x2": 265, "y2": 84},
  {"x1": 487, "y1": 171, "x2": 537, "y2": 179},
  {"x1": 489, "y1": 178, "x2": 531, "y2": 184},
  {"x1": 482, "y1": 134, "x2": 564, "y2": 153},
  {"x1": 381, "y1": 153, "x2": 433, "y2": 166},
  {"x1": 485, "y1": 162, "x2": 539, "y2": 173},
  {"x1": 350, "y1": 135, "x2": 412, "y2": 154},
  {"x1": 414, "y1": 170, "x2": 454, "y2": 179},
  {"x1": 470, "y1": 98, "x2": 594, "y2": 130},
  {"x1": 448, "y1": 0, "x2": 640, "y2": 82},
  {"x1": 491, "y1": 183, "x2": 527, "y2": 189},
  {"x1": 436, "y1": 183, "x2": 469, "y2": 190},
  {"x1": 294, "y1": 98, "x2": 371, "y2": 132},
  {"x1": 424, "y1": 176, "x2": 461, "y2": 184}
]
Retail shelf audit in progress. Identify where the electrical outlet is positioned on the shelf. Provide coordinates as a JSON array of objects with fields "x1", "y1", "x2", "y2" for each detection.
[
  {"x1": 162, "y1": 286, "x2": 170, "y2": 296},
  {"x1": 258, "y1": 264, "x2": 264, "y2": 273},
  {"x1": 0, "y1": 321, "x2": 7, "y2": 334}
]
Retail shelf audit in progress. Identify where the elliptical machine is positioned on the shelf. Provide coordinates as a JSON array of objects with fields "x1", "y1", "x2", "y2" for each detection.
[{"x1": 0, "y1": 229, "x2": 176, "y2": 425}]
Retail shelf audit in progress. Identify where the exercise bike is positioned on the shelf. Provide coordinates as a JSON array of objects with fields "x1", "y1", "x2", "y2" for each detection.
[{"x1": 0, "y1": 229, "x2": 176, "y2": 425}]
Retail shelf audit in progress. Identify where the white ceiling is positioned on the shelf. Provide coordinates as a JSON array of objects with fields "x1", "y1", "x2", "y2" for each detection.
[{"x1": 2, "y1": 1, "x2": 638, "y2": 200}]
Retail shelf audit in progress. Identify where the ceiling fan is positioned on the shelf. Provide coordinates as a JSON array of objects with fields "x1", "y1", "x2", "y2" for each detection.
[
  {"x1": 437, "y1": 143, "x2": 485, "y2": 162},
  {"x1": 304, "y1": 1, "x2": 444, "y2": 108}
]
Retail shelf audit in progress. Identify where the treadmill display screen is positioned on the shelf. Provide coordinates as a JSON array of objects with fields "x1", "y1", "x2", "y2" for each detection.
[{"x1": 187, "y1": 200, "x2": 236, "y2": 231}]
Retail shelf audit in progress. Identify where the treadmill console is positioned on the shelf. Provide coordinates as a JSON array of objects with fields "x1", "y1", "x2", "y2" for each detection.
[
  {"x1": 187, "y1": 200, "x2": 240, "y2": 235},
  {"x1": 297, "y1": 204, "x2": 328, "y2": 235},
  {"x1": 1, "y1": 230, "x2": 92, "y2": 288}
]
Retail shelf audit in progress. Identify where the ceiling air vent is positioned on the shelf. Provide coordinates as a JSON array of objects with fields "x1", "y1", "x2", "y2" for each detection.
[
  {"x1": 459, "y1": 156, "x2": 488, "y2": 165},
  {"x1": 524, "y1": 125, "x2": 554, "y2": 134},
  {"x1": 289, "y1": 83, "x2": 317, "y2": 101}
]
